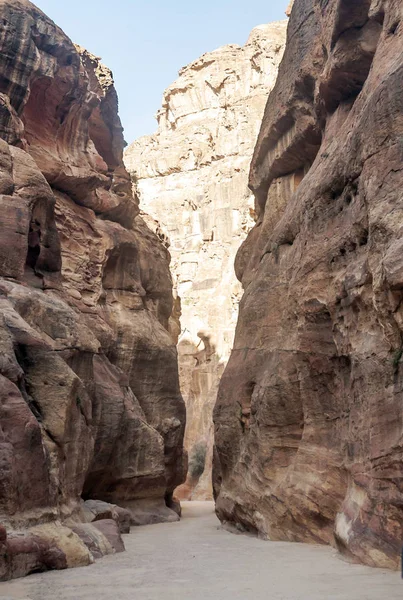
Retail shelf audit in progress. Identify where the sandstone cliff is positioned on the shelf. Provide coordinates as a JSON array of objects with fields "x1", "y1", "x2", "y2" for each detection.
[
  {"x1": 0, "y1": 0, "x2": 185, "y2": 580},
  {"x1": 214, "y1": 0, "x2": 403, "y2": 569},
  {"x1": 125, "y1": 22, "x2": 287, "y2": 499}
]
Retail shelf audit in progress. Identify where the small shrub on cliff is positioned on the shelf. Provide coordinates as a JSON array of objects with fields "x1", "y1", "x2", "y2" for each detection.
[{"x1": 188, "y1": 441, "x2": 207, "y2": 479}]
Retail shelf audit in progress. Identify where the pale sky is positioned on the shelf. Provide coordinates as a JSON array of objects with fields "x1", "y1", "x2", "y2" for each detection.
[{"x1": 33, "y1": 0, "x2": 288, "y2": 144}]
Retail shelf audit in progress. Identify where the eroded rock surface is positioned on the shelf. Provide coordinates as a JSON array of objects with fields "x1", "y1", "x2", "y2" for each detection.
[
  {"x1": 0, "y1": 0, "x2": 185, "y2": 580},
  {"x1": 214, "y1": 0, "x2": 403, "y2": 569},
  {"x1": 125, "y1": 22, "x2": 287, "y2": 499}
]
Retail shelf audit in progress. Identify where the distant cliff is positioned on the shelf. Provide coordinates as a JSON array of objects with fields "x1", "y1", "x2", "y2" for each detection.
[{"x1": 125, "y1": 21, "x2": 287, "y2": 499}]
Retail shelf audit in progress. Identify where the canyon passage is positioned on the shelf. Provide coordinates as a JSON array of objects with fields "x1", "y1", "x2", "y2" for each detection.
[
  {"x1": 2, "y1": 502, "x2": 402, "y2": 600},
  {"x1": 1, "y1": 0, "x2": 403, "y2": 593}
]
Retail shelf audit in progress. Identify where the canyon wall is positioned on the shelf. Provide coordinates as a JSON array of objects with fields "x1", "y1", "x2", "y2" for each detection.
[
  {"x1": 125, "y1": 22, "x2": 287, "y2": 499},
  {"x1": 0, "y1": 0, "x2": 185, "y2": 580},
  {"x1": 214, "y1": 0, "x2": 403, "y2": 569}
]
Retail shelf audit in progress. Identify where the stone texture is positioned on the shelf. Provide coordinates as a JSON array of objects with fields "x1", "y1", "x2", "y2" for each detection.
[
  {"x1": 0, "y1": 0, "x2": 185, "y2": 579},
  {"x1": 82, "y1": 500, "x2": 132, "y2": 534},
  {"x1": 285, "y1": 1, "x2": 294, "y2": 17},
  {"x1": 125, "y1": 22, "x2": 287, "y2": 499},
  {"x1": 0, "y1": 526, "x2": 67, "y2": 581},
  {"x1": 71, "y1": 523, "x2": 115, "y2": 560},
  {"x1": 214, "y1": 0, "x2": 403, "y2": 570},
  {"x1": 29, "y1": 524, "x2": 93, "y2": 569},
  {"x1": 91, "y1": 520, "x2": 125, "y2": 554},
  {"x1": 124, "y1": 498, "x2": 180, "y2": 527}
]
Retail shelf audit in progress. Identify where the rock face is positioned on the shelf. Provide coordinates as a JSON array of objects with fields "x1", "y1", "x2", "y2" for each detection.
[
  {"x1": 214, "y1": 0, "x2": 403, "y2": 569},
  {"x1": 285, "y1": 1, "x2": 294, "y2": 17},
  {"x1": 125, "y1": 22, "x2": 287, "y2": 499},
  {"x1": 0, "y1": 0, "x2": 185, "y2": 579}
]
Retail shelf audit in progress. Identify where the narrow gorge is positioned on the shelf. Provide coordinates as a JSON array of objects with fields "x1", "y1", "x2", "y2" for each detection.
[
  {"x1": 0, "y1": 0, "x2": 403, "y2": 591},
  {"x1": 124, "y1": 21, "x2": 287, "y2": 499}
]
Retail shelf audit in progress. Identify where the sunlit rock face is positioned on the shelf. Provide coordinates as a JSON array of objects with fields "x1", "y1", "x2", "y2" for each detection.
[
  {"x1": 125, "y1": 21, "x2": 287, "y2": 499},
  {"x1": 0, "y1": 0, "x2": 185, "y2": 579},
  {"x1": 214, "y1": 0, "x2": 403, "y2": 569},
  {"x1": 285, "y1": 1, "x2": 294, "y2": 17}
]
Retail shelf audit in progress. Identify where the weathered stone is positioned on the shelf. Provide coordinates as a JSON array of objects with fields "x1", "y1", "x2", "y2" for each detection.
[
  {"x1": 125, "y1": 21, "x2": 287, "y2": 500},
  {"x1": 214, "y1": 0, "x2": 403, "y2": 570},
  {"x1": 3, "y1": 531, "x2": 67, "y2": 581},
  {"x1": 112, "y1": 507, "x2": 132, "y2": 535},
  {"x1": 166, "y1": 495, "x2": 182, "y2": 518},
  {"x1": 83, "y1": 500, "x2": 131, "y2": 534},
  {"x1": 125, "y1": 498, "x2": 180, "y2": 526},
  {"x1": 91, "y1": 520, "x2": 125, "y2": 554},
  {"x1": 30, "y1": 524, "x2": 92, "y2": 569},
  {"x1": 285, "y1": 1, "x2": 294, "y2": 17},
  {"x1": 0, "y1": 0, "x2": 185, "y2": 580},
  {"x1": 71, "y1": 523, "x2": 114, "y2": 560}
]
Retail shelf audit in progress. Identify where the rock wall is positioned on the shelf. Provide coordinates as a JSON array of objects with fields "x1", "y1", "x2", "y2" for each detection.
[
  {"x1": 0, "y1": 0, "x2": 185, "y2": 579},
  {"x1": 125, "y1": 22, "x2": 287, "y2": 499},
  {"x1": 214, "y1": 0, "x2": 403, "y2": 569}
]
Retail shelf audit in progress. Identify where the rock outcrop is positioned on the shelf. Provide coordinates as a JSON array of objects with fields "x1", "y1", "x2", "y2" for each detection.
[
  {"x1": 125, "y1": 22, "x2": 287, "y2": 499},
  {"x1": 214, "y1": 0, "x2": 403, "y2": 569},
  {"x1": 0, "y1": 0, "x2": 185, "y2": 580}
]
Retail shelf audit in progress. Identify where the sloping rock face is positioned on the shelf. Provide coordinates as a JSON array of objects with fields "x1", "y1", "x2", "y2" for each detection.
[
  {"x1": 0, "y1": 0, "x2": 185, "y2": 579},
  {"x1": 214, "y1": 0, "x2": 403, "y2": 569},
  {"x1": 125, "y1": 22, "x2": 287, "y2": 499}
]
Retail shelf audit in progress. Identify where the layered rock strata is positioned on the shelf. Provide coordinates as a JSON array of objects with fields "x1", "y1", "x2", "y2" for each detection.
[
  {"x1": 214, "y1": 0, "x2": 403, "y2": 569},
  {"x1": 125, "y1": 22, "x2": 287, "y2": 499},
  {"x1": 0, "y1": 0, "x2": 185, "y2": 579}
]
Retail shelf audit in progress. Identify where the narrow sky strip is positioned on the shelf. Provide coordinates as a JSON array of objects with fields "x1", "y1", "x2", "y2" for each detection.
[{"x1": 33, "y1": 0, "x2": 289, "y2": 143}]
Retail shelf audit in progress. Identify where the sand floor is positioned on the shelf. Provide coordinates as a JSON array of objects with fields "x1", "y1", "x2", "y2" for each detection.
[{"x1": 1, "y1": 501, "x2": 402, "y2": 600}]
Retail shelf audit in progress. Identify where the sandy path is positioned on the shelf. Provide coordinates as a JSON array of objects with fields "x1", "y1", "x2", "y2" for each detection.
[{"x1": 1, "y1": 501, "x2": 402, "y2": 600}]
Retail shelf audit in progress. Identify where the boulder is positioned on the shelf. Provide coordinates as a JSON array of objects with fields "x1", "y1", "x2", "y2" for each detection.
[
  {"x1": 83, "y1": 500, "x2": 131, "y2": 534},
  {"x1": 91, "y1": 520, "x2": 125, "y2": 554}
]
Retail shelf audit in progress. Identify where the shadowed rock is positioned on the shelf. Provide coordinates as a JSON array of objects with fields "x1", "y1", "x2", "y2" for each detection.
[
  {"x1": 0, "y1": 0, "x2": 185, "y2": 580},
  {"x1": 214, "y1": 0, "x2": 403, "y2": 570}
]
